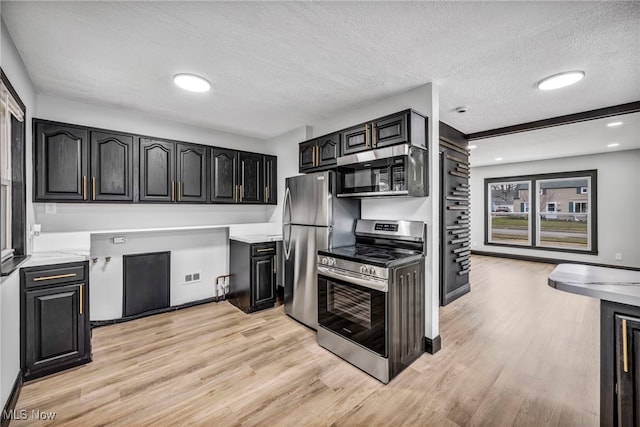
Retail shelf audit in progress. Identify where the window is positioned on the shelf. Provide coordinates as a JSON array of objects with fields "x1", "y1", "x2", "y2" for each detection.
[
  {"x1": 1, "y1": 72, "x2": 25, "y2": 263},
  {"x1": 485, "y1": 170, "x2": 597, "y2": 254},
  {"x1": 487, "y1": 181, "x2": 531, "y2": 245}
]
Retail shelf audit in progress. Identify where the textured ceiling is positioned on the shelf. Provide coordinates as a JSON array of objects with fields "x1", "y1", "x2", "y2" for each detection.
[
  {"x1": 469, "y1": 112, "x2": 640, "y2": 167},
  {"x1": 2, "y1": 1, "x2": 639, "y2": 139}
]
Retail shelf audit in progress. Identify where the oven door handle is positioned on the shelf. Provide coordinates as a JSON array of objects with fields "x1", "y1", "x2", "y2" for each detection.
[{"x1": 317, "y1": 265, "x2": 388, "y2": 293}]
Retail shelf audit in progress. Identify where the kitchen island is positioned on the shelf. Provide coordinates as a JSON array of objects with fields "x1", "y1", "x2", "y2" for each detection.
[{"x1": 549, "y1": 264, "x2": 640, "y2": 427}]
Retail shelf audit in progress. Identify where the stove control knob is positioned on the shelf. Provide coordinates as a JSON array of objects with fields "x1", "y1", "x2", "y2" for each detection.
[
  {"x1": 321, "y1": 257, "x2": 328, "y2": 265},
  {"x1": 369, "y1": 267, "x2": 376, "y2": 275},
  {"x1": 328, "y1": 258, "x2": 335, "y2": 266},
  {"x1": 360, "y1": 265, "x2": 368, "y2": 274}
]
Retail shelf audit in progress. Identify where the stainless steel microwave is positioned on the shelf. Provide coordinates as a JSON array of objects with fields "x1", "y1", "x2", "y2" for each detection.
[{"x1": 336, "y1": 144, "x2": 428, "y2": 198}]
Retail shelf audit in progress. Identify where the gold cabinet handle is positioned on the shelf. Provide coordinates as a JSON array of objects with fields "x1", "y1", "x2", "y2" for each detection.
[
  {"x1": 623, "y1": 318, "x2": 629, "y2": 373},
  {"x1": 365, "y1": 124, "x2": 369, "y2": 148},
  {"x1": 235, "y1": 185, "x2": 238, "y2": 203},
  {"x1": 79, "y1": 284, "x2": 84, "y2": 315},
  {"x1": 178, "y1": 182, "x2": 182, "y2": 202},
  {"x1": 256, "y1": 248, "x2": 274, "y2": 253},
  {"x1": 92, "y1": 177, "x2": 96, "y2": 200},
  {"x1": 273, "y1": 255, "x2": 277, "y2": 274},
  {"x1": 265, "y1": 186, "x2": 269, "y2": 203},
  {"x1": 316, "y1": 145, "x2": 320, "y2": 165},
  {"x1": 33, "y1": 273, "x2": 77, "y2": 282},
  {"x1": 240, "y1": 185, "x2": 244, "y2": 202},
  {"x1": 171, "y1": 181, "x2": 175, "y2": 202},
  {"x1": 82, "y1": 176, "x2": 87, "y2": 200},
  {"x1": 372, "y1": 123, "x2": 377, "y2": 148}
]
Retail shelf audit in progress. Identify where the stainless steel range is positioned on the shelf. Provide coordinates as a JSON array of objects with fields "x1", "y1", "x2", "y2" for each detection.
[{"x1": 316, "y1": 219, "x2": 426, "y2": 384}]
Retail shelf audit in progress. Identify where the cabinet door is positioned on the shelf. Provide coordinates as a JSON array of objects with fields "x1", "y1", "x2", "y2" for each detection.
[
  {"x1": 139, "y1": 138, "x2": 176, "y2": 202},
  {"x1": 176, "y1": 143, "x2": 207, "y2": 203},
  {"x1": 264, "y1": 155, "x2": 277, "y2": 205},
  {"x1": 34, "y1": 122, "x2": 89, "y2": 201},
  {"x1": 90, "y1": 131, "x2": 134, "y2": 201},
  {"x1": 251, "y1": 255, "x2": 275, "y2": 307},
  {"x1": 340, "y1": 123, "x2": 370, "y2": 156},
  {"x1": 372, "y1": 112, "x2": 408, "y2": 149},
  {"x1": 25, "y1": 284, "x2": 86, "y2": 373},
  {"x1": 239, "y1": 152, "x2": 263, "y2": 204},
  {"x1": 616, "y1": 314, "x2": 640, "y2": 426},
  {"x1": 211, "y1": 148, "x2": 238, "y2": 203},
  {"x1": 317, "y1": 133, "x2": 339, "y2": 167},
  {"x1": 299, "y1": 140, "x2": 316, "y2": 172}
]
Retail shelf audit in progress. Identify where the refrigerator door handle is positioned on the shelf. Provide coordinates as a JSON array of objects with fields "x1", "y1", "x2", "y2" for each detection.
[
  {"x1": 282, "y1": 186, "x2": 292, "y2": 225},
  {"x1": 283, "y1": 223, "x2": 292, "y2": 260}
]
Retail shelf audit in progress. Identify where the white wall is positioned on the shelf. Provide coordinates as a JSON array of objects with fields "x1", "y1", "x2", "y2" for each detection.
[
  {"x1": 90, "y1": 229, "x2": 229, "y2": 320},
  {"x1": 0, "y1": 16, "x2": 38, "y2": 410},
  {"x1": 34, "y1": 94, "x2": 274, "y2": 232},
  {"x1": 470, "y1": 149, "x2": 640, "y2": 267},
  {"x1": 267, "y1": 84, "x2": 441, "y2": 340},
  {"x1": 265, "y1": 125, "x2": 311, "y2": 225}
]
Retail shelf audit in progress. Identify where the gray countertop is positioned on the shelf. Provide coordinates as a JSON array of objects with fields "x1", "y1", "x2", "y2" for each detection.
[{"x1": 549, "y1": 264, "x2": 640, "y2": 306}]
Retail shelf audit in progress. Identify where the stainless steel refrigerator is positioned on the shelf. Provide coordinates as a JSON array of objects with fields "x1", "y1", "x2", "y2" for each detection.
[{"x1": 283, "y1": 171, "x2": 360, "y2": 330}]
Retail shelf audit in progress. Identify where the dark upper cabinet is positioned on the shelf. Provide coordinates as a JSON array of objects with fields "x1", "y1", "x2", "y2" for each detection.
[
  {"x1": 176, "y1": 143, "x2": 207, "y2": 203},
  {"x1": 299, "y1": 140, "x2": 316, "y2": 172},
  {"x1": 34, "y1": 122, "x2": 89, "y2": 201},
  {"x1": 21, "y1": 261, "x2": 91, "y2": 381},
  {"x1": 139, "y1": 138, "x2": 176, "y2": 202},
  {"x1": 251, "y1": 255, "x2": 275, "y2": 307},
  {"x1": 264, "y1": 155, "x2": 277, "y2": 205},
  {"x1": 211, "y1": 148, "x2": 238, "y2": 203},
  {"x1": 90, "y1": 131, "x2": 134, "y2": 201},
  {"x1": 340, "y1": 110, "x2": 427, "y2": 157},
  {"x1": 239, "y1": 152, "x2": 263, "y2": 204},
  {"x1": 340, "y1": 124, "x2": 370, "y2": 156},
  {"x1": 298, "y1": 132, "x2": 340, "y2": 173}
]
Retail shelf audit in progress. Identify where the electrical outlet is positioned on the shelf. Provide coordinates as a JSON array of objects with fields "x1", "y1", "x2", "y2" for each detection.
[
  {"x1": 615, "y1": 253, "x2": 623, "y2": 261},
  {"x1": 113, "y1": 236, "x2": 127, "y2": 244},
  {"x1": 184, "y1": 272, "x2": 202, "y2": 284}
]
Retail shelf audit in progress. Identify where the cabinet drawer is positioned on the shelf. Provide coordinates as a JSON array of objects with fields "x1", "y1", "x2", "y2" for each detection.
[
  {"x1": 23, "y1": 264, "x2": 86, "y2": 288},
  {"x1": 251, "y1": 243, "x2": 276, "y2": 257}
]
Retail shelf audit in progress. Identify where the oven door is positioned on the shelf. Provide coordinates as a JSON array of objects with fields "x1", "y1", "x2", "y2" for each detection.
[{"x1": 318, "y1": 271, "x2": 387, "y2": 357}]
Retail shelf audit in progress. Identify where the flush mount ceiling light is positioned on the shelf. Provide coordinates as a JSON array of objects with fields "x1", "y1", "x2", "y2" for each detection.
[
  {"x1": 607, "y1": 121, "x2": 623, "y2": 127},
  {"x1": 607, "y1": 143, "x2": 620, "y2": 147},
  {"x1": 495, "y1": 157, "x2": 503, "y2": 161},
  {"x1": 173, "y1": 73, "x2": 211, "y2": 93},
  {"x1": 537, "y1": 71, "x2": 585, "y2": 91}
]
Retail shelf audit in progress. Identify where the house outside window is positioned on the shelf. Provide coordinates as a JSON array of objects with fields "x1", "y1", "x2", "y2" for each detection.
[{"x1": 485, "y1": 171, "x2": 597, "y2": 254}]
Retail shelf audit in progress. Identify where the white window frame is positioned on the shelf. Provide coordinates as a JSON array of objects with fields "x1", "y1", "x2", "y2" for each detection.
[
  {"x1": 545, "y1": 202, "x2": 557, "y2": 213},
  {"x1": 581, "y1": 187, "x2": 588, "y2": 194},
  {"x1": 1, "y1": 81, "x2": 24, "y2": 262}
]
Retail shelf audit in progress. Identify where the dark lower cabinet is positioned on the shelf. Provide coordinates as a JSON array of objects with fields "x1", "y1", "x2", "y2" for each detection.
[
  {"x1": 21, "y1": 261, "x2": 91, "y2": 381},
  {"x1": 602, "y1": 300, "x2": 640, "y2": 426},
  {"x1": 229, "y1": 240, "x2": 276, "y2": 313}
]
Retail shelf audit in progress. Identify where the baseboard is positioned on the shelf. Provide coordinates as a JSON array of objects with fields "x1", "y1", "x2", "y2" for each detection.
[
  {"x1": 471, "y1": 250, "x2": 640, "y2": 271},
  {"x1": 424, "y1": 335, "x2": 442, "y2": 355},
  {"x1": 91, "y1": 296, "x2": 219, "y2": 328},
  {"x1": 1, "y1": 372, "x2": 23, "y2": 427},
  {"x1": 441, "y1": 283, "x2": 470, "y2": 306}
]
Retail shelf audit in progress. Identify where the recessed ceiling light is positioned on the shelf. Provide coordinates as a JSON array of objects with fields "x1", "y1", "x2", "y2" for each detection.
[
  {"x1": 495, "y1": 157, "x2": 503, "y2": 161},
  {"x1": 607, "y1": 143, "x2": 620, "y2": 148},
  {"x1": 173, "y1": 73, "x2": 211, "y2": 92},
  {"x1": 537, "y1": 71, "x2": 585, "y2": 91},
  {"x1": 607, "y1": 121, "x2": 623, "y2": 127},
  {"x1": 468, "y1": 145, "x2": 477, "y2": 150}
]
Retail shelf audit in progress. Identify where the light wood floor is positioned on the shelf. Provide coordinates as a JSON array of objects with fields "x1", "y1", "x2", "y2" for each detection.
[{"x1": 13, "y1": 256, "x2": 599, "y2": 426}]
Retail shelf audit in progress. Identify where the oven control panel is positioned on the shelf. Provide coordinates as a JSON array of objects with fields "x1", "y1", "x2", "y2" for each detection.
[
  {"x1": 320, "y1": 257, "x2": 336, "y2": 267},
  {"x1": 359, "y1": 265, "x2": 377, "y2": 276}
]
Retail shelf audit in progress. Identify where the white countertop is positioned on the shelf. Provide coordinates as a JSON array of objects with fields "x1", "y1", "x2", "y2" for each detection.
[
  {"x1": 548, "y1": 264, "x2": 640, "y2": 306},
  {"x1": 25, "y1": 250, "x2": 90, "y2": 267},
  {"x1": 230, "y1": 234, "x2": 283, "y2": 244}
]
